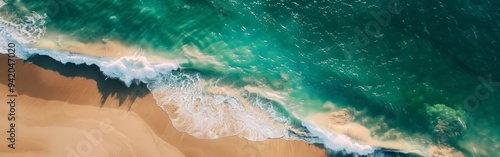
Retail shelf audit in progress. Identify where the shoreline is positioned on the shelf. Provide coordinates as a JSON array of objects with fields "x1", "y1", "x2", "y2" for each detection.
[
  {"x1": 33, "y1": 34, "x2": 185, "y2": 64},
  {"x1": 0, "y1": 54, "x2": 327, "y2": 156}
]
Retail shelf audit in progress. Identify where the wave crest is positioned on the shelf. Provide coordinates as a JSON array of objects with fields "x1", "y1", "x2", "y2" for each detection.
[{"x1": 0, "y1": 10, "x2": 46, "y2": 44}]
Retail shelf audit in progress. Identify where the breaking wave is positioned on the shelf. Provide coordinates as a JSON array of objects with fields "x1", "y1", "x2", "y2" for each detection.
[{"x1": 0, "y1": 6, "x2": 406, "y2": 156}]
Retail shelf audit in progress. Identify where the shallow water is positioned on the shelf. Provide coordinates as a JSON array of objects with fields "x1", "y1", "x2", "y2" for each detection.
[{"x1": 1, "y1": 0, "x2": 499, "y2": 156}]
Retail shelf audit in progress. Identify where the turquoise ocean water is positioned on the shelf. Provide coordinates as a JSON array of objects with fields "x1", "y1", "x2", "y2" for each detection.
[{"x1": 1, "y1": 0, "x2": 499, "y2": 156}]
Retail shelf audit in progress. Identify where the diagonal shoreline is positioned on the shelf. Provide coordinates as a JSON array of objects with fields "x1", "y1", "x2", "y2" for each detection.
[{"x1": 0, "y1": 54, "x2": 327, "y2": 156}]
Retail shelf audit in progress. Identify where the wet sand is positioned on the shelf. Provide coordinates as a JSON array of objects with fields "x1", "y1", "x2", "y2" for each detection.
[
  {"x1": 33, "y1": 35, "x2": 184, "y2": 63},
  {"x1": 0, "y1": 54, "x2": 326, "y2": 157},
  {"x1": 305, "y1": 102, "x2": 432, "y2": 155}
]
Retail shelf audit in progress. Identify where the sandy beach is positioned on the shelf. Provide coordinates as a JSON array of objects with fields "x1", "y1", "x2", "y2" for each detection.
[{"x1": 0, "y1": 54, "x2": 326, "y2": 157}]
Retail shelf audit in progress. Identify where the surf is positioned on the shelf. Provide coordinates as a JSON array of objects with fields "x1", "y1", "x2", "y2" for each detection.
[{"x1": 0, "y1": 19, "x2": 402, "y2": 156}]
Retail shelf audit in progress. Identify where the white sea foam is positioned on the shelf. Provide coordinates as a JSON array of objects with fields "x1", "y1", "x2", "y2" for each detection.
[
  {"x1": 40, "y1": 49, "x2": 291, "y2": 141},
  {"x1": 302, "y1": 121, "x2": 376, "y2": 155},
  {"x1": 1, "y1": 41, "x2": 389, "y2": 155},
  {"x1": 0, "y1": 10, "x2": 291, "y2": 141},
  {"x1": 0, "y1": 41, "x2": 179, "y2": 86},
  {"x1": 0, "y1": 5, "x2": 47, "y2": 55},
  {"x1": 1, "y1": 37, "x2": 291, "y2": 141},
  {"x1": 0, "y1": 23, "x2": 177, "y2": 86},
  {"x1": 0, "y1": 8, "x2": 393, "y2": 156},
  {"x1": 15, "y1": 47, "x2": 292, "y2": 141},
  {"x1": 0, "y1": 11, "x2": 47, "y2": 44},
  {"x1": 148, "y1": 73, "x2": 291, "y2": 141}
]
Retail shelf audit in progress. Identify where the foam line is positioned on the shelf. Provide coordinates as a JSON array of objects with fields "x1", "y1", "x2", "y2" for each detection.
[
  {"x1": 302, "y1": 121, "x2": 376, "y2": 155},
  {"x1": 0, "y1": 8, "x2": 405, "y2": 156}
]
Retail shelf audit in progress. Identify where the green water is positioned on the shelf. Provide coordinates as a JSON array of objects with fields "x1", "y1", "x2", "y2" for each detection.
[{"x1": 2, "y1": 0, "x2": 500, "y2": 156}]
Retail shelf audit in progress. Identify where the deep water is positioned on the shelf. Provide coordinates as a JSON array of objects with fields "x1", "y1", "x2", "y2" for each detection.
[{"x1": 1, "y1": 0, "x2": 499, "y2": 156}]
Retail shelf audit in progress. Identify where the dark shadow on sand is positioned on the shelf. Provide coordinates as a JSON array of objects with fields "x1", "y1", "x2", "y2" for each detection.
[
  {"x1": 25, "y1": 54, "x2": 150, "y2": 108},
  {"x1": 24, "y1": 54, "x2": 423, "y2": 157}
]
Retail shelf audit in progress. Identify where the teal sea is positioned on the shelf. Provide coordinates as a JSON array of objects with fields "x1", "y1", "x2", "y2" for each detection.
[{"x1": 1, "y1": 0, "x2": 499, "y2": 156}]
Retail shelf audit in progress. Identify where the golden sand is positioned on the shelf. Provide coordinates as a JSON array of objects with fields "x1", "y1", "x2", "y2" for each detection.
[{"x1": 0, "y1": 55, "x2": 326, "y2": 157}]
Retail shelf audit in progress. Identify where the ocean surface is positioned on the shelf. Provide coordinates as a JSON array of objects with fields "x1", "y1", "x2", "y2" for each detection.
[{"x1": 1, "y1": 0, "x2": 499, "y2": 156}]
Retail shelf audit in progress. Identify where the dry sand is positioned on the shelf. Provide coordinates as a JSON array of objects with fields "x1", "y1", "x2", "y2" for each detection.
[{"x1": 0, "y1": 54, "x2": 326, "y2": 157}]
